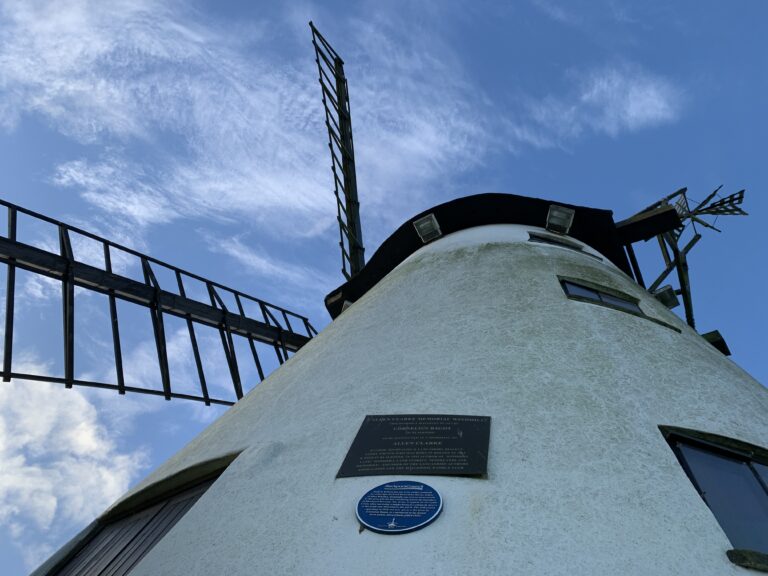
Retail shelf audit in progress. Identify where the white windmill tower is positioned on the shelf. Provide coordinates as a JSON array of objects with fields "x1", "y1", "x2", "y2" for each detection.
[{"x1": 18, "y1": 24, "x2": 767, "y2": 576}]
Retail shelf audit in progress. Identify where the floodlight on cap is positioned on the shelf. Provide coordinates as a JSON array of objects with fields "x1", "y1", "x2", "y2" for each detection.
[
  {"x1": 546, "y1": 204, "x2": 575, "y2": 234},
  {"x1": 653, "y1": 285, "x2": 680, "y2": 309},
  {"x1": 413, "y1": 213, "x2": 442, "y2": 243}
]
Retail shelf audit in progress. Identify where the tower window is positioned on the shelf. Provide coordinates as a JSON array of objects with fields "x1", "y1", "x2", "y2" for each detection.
[
  {"x1": 661, "y1": 427, "x2": 768, "y2": 569},
  {"x1": 559, "y1": 278, "x2": 680, "y2": 332},
  {"x1": 560, "y1": 279, "x2": 642, "y2": 314},
  {"x1": 529, "y1": 231, "x2": 583, "y2": 251},
  {"x1": 528, "y1": 232, "x2": 603, "y2": 261}
]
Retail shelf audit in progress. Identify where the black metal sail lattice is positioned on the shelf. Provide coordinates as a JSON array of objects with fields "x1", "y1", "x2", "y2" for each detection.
[
  {"x1": 310, "y1": 21, "x2": 365, "y2": 280},
  {"x1": 617, "y1": 185, "x2": 748, "y2": 330},
  {"x1": 0, "y1": 198, "x2": 317, "y2": 406}
]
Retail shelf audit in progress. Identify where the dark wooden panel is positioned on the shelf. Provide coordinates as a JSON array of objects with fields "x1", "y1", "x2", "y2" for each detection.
[
  {"x1": 51, "y1": 480, "x2": 213, "y2": 576},
  {"x1": 615, "y1": 205, "x2": 681, "y2": 244}
]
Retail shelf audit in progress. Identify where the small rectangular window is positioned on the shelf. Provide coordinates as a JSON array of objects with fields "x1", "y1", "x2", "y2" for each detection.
[
  {"x1": 675, "y1": 442, "x2": 768, "y2": 553},
  {"x1": 755, "y1": 462, "x2": 768, "y2": 487},
  {"x1": 560, "y1": 278, "x2": 680, "y2": 332},
  {"x1": 562, "y1": 281, "x2": 600, "y2": 301},
  {"x1": 529, "y1": 232, "x2": 582, "y2": 251},
  {"x1": 598, "y1": 292, "x2": 642, "y2": 314},
  {"x1": 662, "y1": 429, "x2": 768, "y2": 557},
  {"x1": 561, "y1": 279, "x2": 641, "y2": 314},
  {"x1": 528, "y1": 232, "x2": 602, "y2": 260}
]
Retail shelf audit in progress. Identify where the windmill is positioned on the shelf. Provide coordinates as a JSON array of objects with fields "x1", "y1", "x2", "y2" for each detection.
[
  {"x1": 0, "y1": 25, "x2": 745, "y2": 409},
  {"x1": 22, "y1": 22, "x2": 768, "y2": 576}
]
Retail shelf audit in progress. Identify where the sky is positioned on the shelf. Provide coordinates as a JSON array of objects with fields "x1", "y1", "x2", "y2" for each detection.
[{"x1": 0, "y1": 0, "x2": 766, "y2": 573}]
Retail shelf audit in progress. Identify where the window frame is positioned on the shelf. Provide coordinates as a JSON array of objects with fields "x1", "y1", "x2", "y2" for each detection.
[
  {"x1": 660, "y1": 426, "x2": 768, "y2": 573},
  {"x1": 528, "y1": 231, "x2": 603, "y2": 261},
  {"x1": 558, "y1": 276, "x2": 681, "y2": 333}
]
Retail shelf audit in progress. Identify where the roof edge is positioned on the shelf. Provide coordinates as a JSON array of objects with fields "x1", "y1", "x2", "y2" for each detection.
[{"x1": 325, "y1": 193, "x2": 632, "y2": 319}]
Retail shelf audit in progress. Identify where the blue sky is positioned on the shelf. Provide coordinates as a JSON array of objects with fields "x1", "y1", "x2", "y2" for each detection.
[{"x1": 0, "y1": 0, "x2": 766, "y2": 573}]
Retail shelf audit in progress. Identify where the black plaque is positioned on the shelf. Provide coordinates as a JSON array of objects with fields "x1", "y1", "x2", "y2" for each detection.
[{"x1": 336, "y1": 414, "x2": 491, "y2": 478}]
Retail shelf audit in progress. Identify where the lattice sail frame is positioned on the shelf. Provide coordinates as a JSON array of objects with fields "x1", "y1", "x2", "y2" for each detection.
[
  {"x1": 621, "y1": 186, "x2": 748, "y2": 329},
  {"x1": 310, "y1": 22, "x2": 365, "y2": 280},
  {"x1": 0, "y1": 198, "x2": 317, "y2": 406}
]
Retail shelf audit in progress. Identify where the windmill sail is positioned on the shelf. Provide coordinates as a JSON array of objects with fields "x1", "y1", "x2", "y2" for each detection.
[
  {"x1": 0, "y1": 198, "x2": 317, "y2": 406},
  {"x1": 310, "y1": 21, "x2": 365, "y2": 280},
  {"x1": 616, "y1": 186, "x2": 748, "y2": 329},
  {"x1": 694, "y1": 189, "x2": 747, "y2": 216}
]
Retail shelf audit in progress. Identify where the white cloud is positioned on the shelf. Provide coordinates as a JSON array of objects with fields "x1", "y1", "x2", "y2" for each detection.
[
  {"x1": 0, "y1": 1, "x2": 682, "y2": 252},
  {"x1": 0, "y1": 0, "x2": 172, "y2": 140},
  {"x1": 0, "y1": 354, "x2": 149, "y2": 570},
  {"x1": 531, "y1": 0, "x2": 583, "y2": 25},
  {"x1": 347, "y1": 16, "x2": 495, "y2": 229},
  {"x1": 208, "y1": 234, "x2": 334, "y2": 289},
  {"x1": 0, "y1": 0, "x2": 335, "y2": 236},
  {"x1": 531, "y1": 0, "x2": 640, "y2": 27},
  {"x1": 53, "y1": 158, "x2": 176, "y2": 228},
  {"x1": 0, "y1": 0, "x2": 497, "y2": 243},
  {"x1": 20, "y1": 274, "x2": 59, "y2": 303},
  {"x1": 578, "y1": 66, "x2": 680, "y2": 133},
  {"x1": 514, "y1": 64, "x2": 682, "y2": 147}
]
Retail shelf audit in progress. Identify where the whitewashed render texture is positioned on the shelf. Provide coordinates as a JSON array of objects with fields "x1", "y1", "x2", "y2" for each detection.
[{"x1": 35, "y1": 224, "x2": 767, "y2": 575}]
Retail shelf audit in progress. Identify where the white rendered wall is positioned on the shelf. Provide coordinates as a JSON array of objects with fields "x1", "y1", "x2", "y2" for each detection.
[{"x1": 44, "y1": 224, "x2": 768, "y2": 575}]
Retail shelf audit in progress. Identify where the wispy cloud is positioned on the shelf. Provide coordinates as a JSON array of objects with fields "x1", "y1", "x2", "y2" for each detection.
[
  {"x1": 578, "y1": 65, "x2": 680, "y2": 133},
  {"x1": 531, "y1": 0, "x2": 640, "y2": 27},
  {"x1": 19, "y1": 274, "x2": 59, "y2": 303},
  {"x1": 0, "y1": 354, "x2": 149, "y2": 570},
  {"x1": 0, "y1": 0, "x2": 497, "y2": 243},
  {"x1": 208, "y1": 234, "x2": 335, "y2": 289},
  {"x1": 348, "y1": 15, "x2": 495, "y2": 229},
  {"x1": 53, "y1": 158, "x2": 177, "y2": 228},
  {"x1": 0, "y1": 1, "x2": 682, "y2": 244},
  {"x1": 531, "y1": 0, "x2": 583, "y2": 25},
  {"x1": 0, "y1": 0, "x2": 334, "y2": 236},
  {"x1": 509, "y1": 64, "x2": 682, "y2": 149}
]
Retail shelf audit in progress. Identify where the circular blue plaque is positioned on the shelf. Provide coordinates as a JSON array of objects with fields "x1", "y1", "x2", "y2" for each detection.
[{"x1": 356, "y1": 481, "x2": 442, "y2": 534}]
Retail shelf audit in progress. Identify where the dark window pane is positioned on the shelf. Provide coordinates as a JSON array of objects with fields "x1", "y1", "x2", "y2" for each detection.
[
  {"x1": 562, "y1": 282, "x2": 599, "y2": 301},
  {"x1": 598, "y1": 292, "x2": 642, "y2": 314},
  {"x1": 754, "y1": 462, "x2": 768, "y2": 491},
  {"x1": 678, "y1": 443, "x2": 768, "y2": 552},
  {"x1": 529, "y1": 233, "x2": 582, "y2": 251}
]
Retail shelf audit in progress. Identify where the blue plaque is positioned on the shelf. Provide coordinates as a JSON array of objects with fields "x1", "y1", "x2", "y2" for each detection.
[{"x1": 356, "y1": 481, "x2": 442, "y2": 534}]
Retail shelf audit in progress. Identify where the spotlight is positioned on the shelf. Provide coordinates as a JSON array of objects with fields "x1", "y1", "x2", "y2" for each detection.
[
  {"x1": 653, "y1": 285, "x2": 680, "y2": 309},
  {"x1": 413, "y1": 213, "x2": 442, "y2": 243},
  {"x1": 546, "y1": 204, "x2": 575, "y2": 235}
]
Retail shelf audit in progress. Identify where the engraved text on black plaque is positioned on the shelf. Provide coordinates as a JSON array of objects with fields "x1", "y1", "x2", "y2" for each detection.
[{"x1": 336, "y1": 414, "x2": 491, "y2": 478}]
